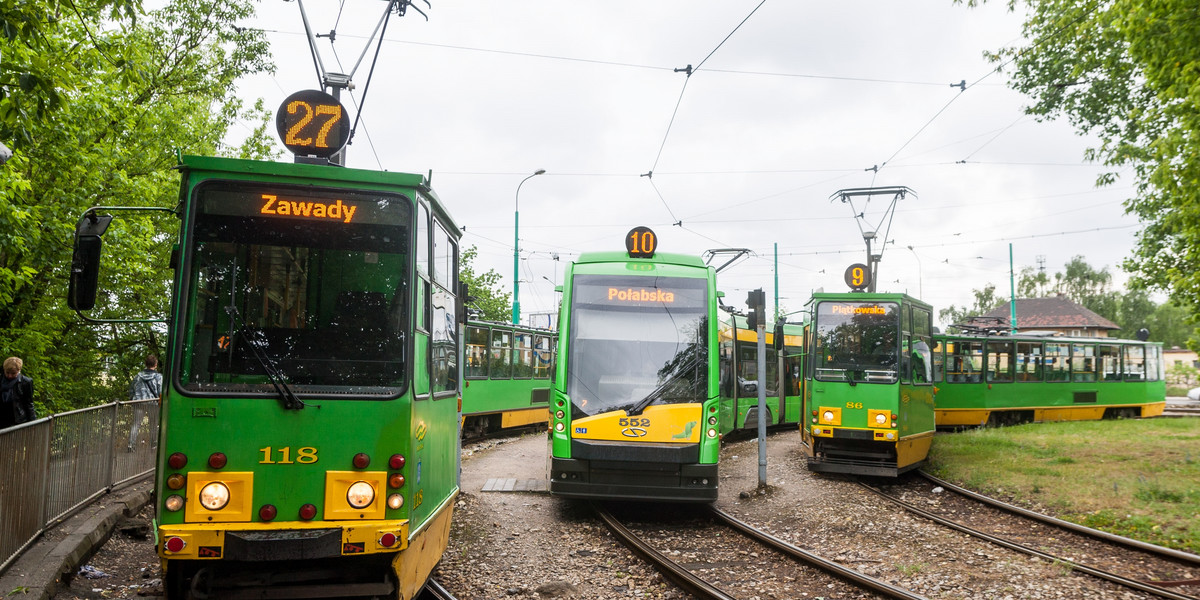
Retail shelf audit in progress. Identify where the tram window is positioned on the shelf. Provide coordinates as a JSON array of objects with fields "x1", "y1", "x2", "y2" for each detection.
[
  {"x1": 513, "y1": 333, "x2": 533, "y2": 378},
  {"x1": 987, "y1": 341, "x2": 1014, "y2": 383},
  {"x1": 1045, "y1": 343, "x2": 1070, "y2": 382},
  {"x1": 1100, "y1": 345, "x2": 1121, "y2": 381},
  {"x1": 1146, "y1": 346, "x2": 1161, "y2": 382},
  {"x1": 466, "y1": 326, "x2": 489, "y2": 379},
  {"x1": 491, "y1": 330, "x2": 512, "y2": 378},
  {"x1": 1123, "y1": 345, "x2": 1145, "y2": 381},
  {"x1": 900, "y1": 335, "x2": 913, "y2": 384},
  {"x1": 911, "y1": 336, "x2": 932, "y2": 385},
  {"x1": 533, "y1": 335, "x2": 553, "y2": 379},
  {"x1": 1016, "y1": 342, "x2": 1043, "y2": 382},
  {"x1": 785, "y1": 353, "x2": 803, "y2": 396},
  {"x1": 737, "y1": 345, "x2": 778, "y2": 397},
  {"x1": 416, "y1": 203, "x2": 430, "y2": 278},
  {"x1": 946, "y1": 339, "x2": 983, "y2": 383},
  {"x1": 932, "y1": 339, "x2": 945, "y2": 383},
  {"x1": 1071, "y1": 344, "x2": 1097, "y2": 382}
]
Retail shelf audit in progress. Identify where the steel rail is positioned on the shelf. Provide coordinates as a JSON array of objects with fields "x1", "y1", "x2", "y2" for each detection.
[
  {"x1": 591, "y1": 503, "x2": 737, "y2": 600},
  {"x1": 919, "y1": 471, "x2": 1200, "y2": 566},
  {"x1": 709, "y1": 507, "x2": 928, "y2": 600},
  {"x1": 858, "y1": 482, "x2": 1200, "y2": 600},
  {"x1": 420, "y1": 578, "x2": 457, "y2": 600}
]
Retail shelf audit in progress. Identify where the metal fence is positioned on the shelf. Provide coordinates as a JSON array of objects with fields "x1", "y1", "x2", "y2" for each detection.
[{"x1": 0, "y1": 399, "x2": 158, "y2": 574}]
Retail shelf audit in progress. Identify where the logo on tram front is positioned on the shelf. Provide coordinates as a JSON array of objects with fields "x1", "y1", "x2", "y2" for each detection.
[{"x1": 621, "y1": 427, "x2": 648, "y2": 438}]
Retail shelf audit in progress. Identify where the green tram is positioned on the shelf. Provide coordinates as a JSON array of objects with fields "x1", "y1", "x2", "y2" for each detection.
[
  {"x1": 70, "y1": 154, "x2": 462, "y2": 598},
  {"x1": 931, "y1": 333, "x2": 1166, "y2": 427},
  {"x1": 801, "y1": 292, "x2": 936, "y2": 477},
  {"x1": 717, "y1": 315, "x2": 805, "y2": 435},
  {"x1": 548, "y1": 229, "x2": 721, "y2": 502},
  {"x1": 462, "y1": 320, "x2": 556, "y2": 436}
]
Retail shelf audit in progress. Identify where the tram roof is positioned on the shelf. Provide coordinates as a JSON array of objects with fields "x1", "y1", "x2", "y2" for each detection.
[
  {"x1": 807, "y1": 291, "x2": 932, "y2": 310},
  {"x1": 574, "y1": 251, "x2": 708, "y2": 269}
]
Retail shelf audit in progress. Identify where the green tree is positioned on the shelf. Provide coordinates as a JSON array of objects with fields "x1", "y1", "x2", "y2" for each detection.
[
  {"x1": 0, "y1": 0, "x2": 273, "y2": 413},
  {"x1": 964, "y1": 0, "x2": 1200, "y2": 347},
  {"x1": 460, "y1": 245, "x2": 511, "y2": 322},
  {"x1": 939, "y1": 283, "x2": 1004, "y2": 332}
]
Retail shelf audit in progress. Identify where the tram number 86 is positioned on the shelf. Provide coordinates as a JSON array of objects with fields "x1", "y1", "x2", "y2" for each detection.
[{"x1": 618, "y1": 417, "x2": 651, "y2": 428}]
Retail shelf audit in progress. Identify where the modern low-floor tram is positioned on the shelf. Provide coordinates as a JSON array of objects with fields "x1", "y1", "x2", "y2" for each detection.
[{"x1": 548, "y1": 231, "x2": 721, "y2": 502}]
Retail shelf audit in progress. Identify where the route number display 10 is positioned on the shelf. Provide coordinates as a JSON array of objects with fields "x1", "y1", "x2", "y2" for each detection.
[
  {"x1": 626, "y1": 226, "x2": 657, "y2": 258},
  {"x1": 275, "y1": 89, "x2": 351, "y2": 158}
]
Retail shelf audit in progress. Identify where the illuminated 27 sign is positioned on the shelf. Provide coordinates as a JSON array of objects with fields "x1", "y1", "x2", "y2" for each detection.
[{"x1": 275, "y1": 90, "x2": 351, "y2": 158}]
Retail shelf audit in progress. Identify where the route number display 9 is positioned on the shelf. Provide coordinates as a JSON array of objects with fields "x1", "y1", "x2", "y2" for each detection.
[
  {"x1": 844, "y1": 263, "x2": 870, "y2": 291},
  {"x1": 626, "y1": 226, "x2": 657, "y2": 258},
  {"x1": 275, "y1": 90, "x2": 351, "y2": 158}
]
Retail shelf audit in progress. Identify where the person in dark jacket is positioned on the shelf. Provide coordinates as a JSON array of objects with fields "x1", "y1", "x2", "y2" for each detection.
[
  {"x1": 1, "y1": 356, "x2": 36, "y2": 429},
  {"x1": 127, "y1": 354, "x2": 162, "y2": 451}
]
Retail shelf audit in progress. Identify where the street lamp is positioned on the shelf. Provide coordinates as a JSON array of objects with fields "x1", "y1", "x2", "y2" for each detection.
[
  {"x1": 907, "y1": 245, "x2": 923, "y2": 299},
  {"x1": 513, "y1": 169, "x2": 546, "y2": 324}
]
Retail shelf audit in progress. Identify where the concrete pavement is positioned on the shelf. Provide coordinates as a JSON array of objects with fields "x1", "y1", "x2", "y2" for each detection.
[{"x1": 0, "y1": 481, "x2": 153, "y2": 600}]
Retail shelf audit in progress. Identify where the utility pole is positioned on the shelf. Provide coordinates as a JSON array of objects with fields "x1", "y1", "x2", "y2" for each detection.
[{"x1": 746, "y1": 288, "x2": 767, "y2": 487}]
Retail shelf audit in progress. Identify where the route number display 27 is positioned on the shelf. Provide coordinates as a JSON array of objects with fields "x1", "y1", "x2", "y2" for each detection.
[{"x1": 275, "y1": 89, "x2": 351, "y2": 158}]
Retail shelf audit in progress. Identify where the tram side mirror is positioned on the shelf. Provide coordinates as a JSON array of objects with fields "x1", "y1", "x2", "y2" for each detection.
[
  {"x1": 67, "y1": 213, "x2": 113, "y2": 311},
  {"x1": 457, "y1": 281, "x2": 470, "y2": 325},
  {"x1": 773, "y1": 322, "x2": 785, "y2": 351}
]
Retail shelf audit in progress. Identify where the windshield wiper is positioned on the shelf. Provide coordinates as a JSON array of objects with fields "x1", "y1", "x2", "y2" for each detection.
[
  {"x1": 627, "y1": 354, "x2": 704, "y2": 416},
  {"x1": 225, "y1": 304, "x2": 306, "y2": 411}
]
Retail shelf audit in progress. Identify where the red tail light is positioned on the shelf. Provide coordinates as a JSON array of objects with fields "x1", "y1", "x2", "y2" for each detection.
[
  {"x1": 259, "y1": 504, "x2": 277, "y2": 522},
  {"x1": 208, "y1": 453, "x2": 227, "y2": 469},
  {"x1": 389, "y1": 454, "x2": 405, "y2": 470},
  {"x1": 168, "y1": 453, "x2": 187, "y2": 469},
  {"x1": 164, "y1": 536, "x2": 186, "y2": 553},
  {"x1": 299, "y1": 504, "x2": 317, "y2": 520},
  {"x1": 352, "y1": 453, "x2": 370, "y2": 469},
  {"x1": 379, "y1": 532, "x2": 397, "y2": 548}
]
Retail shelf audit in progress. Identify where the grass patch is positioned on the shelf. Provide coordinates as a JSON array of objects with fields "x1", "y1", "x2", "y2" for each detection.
[
  {"x1": 895, "y1": 562, "x2": 926, "y2": 577},
  {"x1": 926, "y1": 418, "x2": 1200, "y2": 553}
]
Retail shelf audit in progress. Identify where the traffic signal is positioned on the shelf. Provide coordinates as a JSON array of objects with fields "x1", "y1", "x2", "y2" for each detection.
[{"x1": 746, "y1": 289, "x2": 765, "y2": 331}]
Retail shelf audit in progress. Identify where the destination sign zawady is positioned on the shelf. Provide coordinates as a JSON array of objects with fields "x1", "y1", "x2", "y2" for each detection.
[{"x1": 259, "y1": 194, "x2": 358, "y2": 224}]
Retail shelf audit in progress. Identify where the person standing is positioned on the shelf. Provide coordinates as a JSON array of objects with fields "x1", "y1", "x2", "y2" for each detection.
[
  {"x1": 127, "y1": 354, "x2": 162, "y2": 451},
  {"x1": 1, "y1": 356, "x2": 36, "y2": 430}
]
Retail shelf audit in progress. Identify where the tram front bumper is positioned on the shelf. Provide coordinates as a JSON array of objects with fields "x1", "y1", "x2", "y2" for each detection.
[
  {"x1": 549, "y1": 457, "x2": 718, "y2": 503},
  {"x1": 156, "y1": 519, "x2": 409, "y2": 561}
]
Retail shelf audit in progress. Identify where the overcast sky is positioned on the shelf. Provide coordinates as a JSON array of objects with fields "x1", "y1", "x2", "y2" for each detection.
[{"x1": 234, "y1": 0, "x2": 1144, "y2": 328}]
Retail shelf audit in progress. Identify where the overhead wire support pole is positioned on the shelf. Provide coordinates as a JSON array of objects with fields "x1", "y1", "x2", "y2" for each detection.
[
  {"x1": 297, "y1": 0, "x2": 328, "y2": 89},
  {"x1": 831, "y1": 186, "x2": 916, "y2": 293}
]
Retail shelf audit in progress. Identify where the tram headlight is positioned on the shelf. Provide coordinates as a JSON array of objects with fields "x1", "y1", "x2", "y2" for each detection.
[
  {"x1": 387, "y1": 493, "x2": 404, "y2": 509},
  {"x1": 198, "y1": 482, "x2": 230, "y2": 511},
  {"x1": 555, "y1": 422, "x2": 565, "y2": 432},
  {"x1": 874, "y1": 413, "x2": 888, "y2": 426},
  {"x1": 347, "y1": 481, "x2": 375, "y2": 509},
  {"x1": 822, "y1": 410, "x2": 834, "y2": 422},
  {"x1": 707, "y1": 428, "x2": 717, "y2": 438},
  {"x1": 164, "y1": 494, "x2": 185, "y2": 512},
  {"x1": 707, "y1": 416, "x2": 717, "y2": 426},
  {"x1": 555, "y1": 410, "x2": 565, "y2": 419}
]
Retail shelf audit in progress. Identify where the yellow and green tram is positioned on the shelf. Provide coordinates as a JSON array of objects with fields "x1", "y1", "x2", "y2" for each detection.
[
  {"x1": 70, "y1": 153, "x2": 462, "y2": 598},
  {"x1": 801, "y1": 292, "x2": 936, "y2": 477},
  {"x1": 931, "y1": 333, "x2": 1166, "y2": 427},
  {"x1": 462, "y1": 320, "x2": 556, "y2": 436},
  {"x1": 548, "y1": 229, "x2": 721, "y2": 502},
  {"x1": 717, "y1": 315, "x2": 805, "y2": 435}
]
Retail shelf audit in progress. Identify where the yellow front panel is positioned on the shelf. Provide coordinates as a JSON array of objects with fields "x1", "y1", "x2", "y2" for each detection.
[
  {"x1": 157, "y1": 527, "x2": 225, "y2": 559},
  {"x1": 571, "y1": 404, "x2": 701, "y2": 443},
  {"x1": 897, "y1": 432, "x2": 934, "y2": 469},
  {"x1": 185, "y1": 472, "x2": 254, "y2": 523},
  {"x1": 817, "y1": 406, "x2": 842, "y2": 426},
  {"x1": 323, "y1": 471, "x2": 387, "y2": 521},
  {"x1": 1141, "y1": 402, "x2": 1165, "y2": 417}
]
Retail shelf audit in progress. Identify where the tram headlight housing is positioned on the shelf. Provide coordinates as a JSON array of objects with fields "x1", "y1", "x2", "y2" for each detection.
[
  {"x1": 823, "y1": 410, "x2": 834, "y2": 422},
  {"x1": 347, "y1": 481, "x2": 375, "y2": 509},
  {"x1": 198, "y1": 482, "x2": 230, "y2": 511},
  {"x1": 874, "y1": 413, "x2": 888, "y2": 425},
  {"x1": 165, "y1": 494, "x2": 185, "y2": 512}
]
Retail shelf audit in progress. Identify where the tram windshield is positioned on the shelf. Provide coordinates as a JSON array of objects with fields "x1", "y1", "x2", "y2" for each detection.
[
  {"x1": 566, "y1": 274, "x2": 709, "y2": 418},
  {"x1": 813, "y1": 301, "x2": 899, "y2": 384},
  {"x1": 180, "y1": 182, "x2": 411, "y2": 397}
]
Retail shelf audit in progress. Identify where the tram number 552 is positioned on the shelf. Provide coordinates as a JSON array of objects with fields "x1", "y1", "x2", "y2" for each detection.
[{"x1": 618, "y1": 418, "x2": 650, "y2": 428}]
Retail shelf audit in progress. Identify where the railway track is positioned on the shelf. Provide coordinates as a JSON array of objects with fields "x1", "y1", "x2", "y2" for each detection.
[
  {"x1": 858, "y1": 473, "x2": 1200, "y2": 600},
  {"x1": 418, "y1": 578, "x2": 457, "y2": 600},
  {"x1": 592, "y1": 501, "x2": 927, "y2": 600}
]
